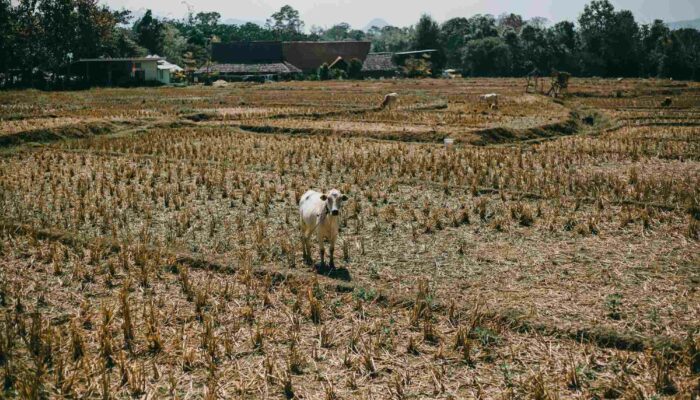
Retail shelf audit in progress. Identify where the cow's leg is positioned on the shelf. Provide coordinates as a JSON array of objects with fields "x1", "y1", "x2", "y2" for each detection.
[
  {"x1": 319, "y1": 244, "x2": 325, "y2": 267},
  {"x1": 301, "y1": 233, "x2": 309, "y2": 264},
  {"x1": 299, "y1": 219, "x2": 308, "y2": 264},
  {"x1": 329, "y1": 237, "x2": 336, "y2": 269},
  {"x1": 300, "y1": 222, "x2": 313, "y2": 265},
  {"x1": 317, "y1": 232, "x2": 325, "y2": 266},
  {"x1": 304, "y1": 231, "x2": 314, "y2": 265}
]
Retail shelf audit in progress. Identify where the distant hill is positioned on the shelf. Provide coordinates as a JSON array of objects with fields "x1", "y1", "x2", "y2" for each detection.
[
  {"x1": 667, "y1": 18, "x2": 700, "y2": 30},
  {"x1": 364, "y1": 18, "x2": 390, "y2": 31}
]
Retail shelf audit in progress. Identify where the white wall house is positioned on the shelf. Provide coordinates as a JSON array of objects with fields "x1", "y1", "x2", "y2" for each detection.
[
  {"x1": 157, "y1": 60, "x2": 184, "y2": 84},
  {"x1": 75, "y1": 55, "x2": 183, "y2": 85}
]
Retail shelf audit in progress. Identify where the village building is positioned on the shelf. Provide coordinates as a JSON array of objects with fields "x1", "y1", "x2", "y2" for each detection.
[
  {"x1": 196, "y1": 40, "x2": 373, "y2": 81},
  {"x1": 195, "y1": 41, "x2": 302, "y2": 81},
  {"x1": 361, "y1": 53, "x2": 399, "y2": 78},
  {"x1": 156, "y1": 60, "x2": 184, "y2": 84},
  {"x1": 72, "y1": 55, "x2": 182, "y2": 86},
  {"x1": 195, "y1": 41, "x2": 443, "y2": 81},
  {"x1": 281, "y1": 41, "x2": 371, "y2": 73}
]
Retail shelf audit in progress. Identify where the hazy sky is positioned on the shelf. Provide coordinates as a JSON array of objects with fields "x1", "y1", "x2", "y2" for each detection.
[{"x1": 101, "y1": 0, "x2": 700, "y2": 29}]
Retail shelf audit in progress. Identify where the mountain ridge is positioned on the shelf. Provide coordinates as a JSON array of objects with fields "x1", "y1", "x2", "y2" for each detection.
[
  {"x1": 666, "y1": 18, "x2": 700, "y2": 30},
  {"x1": 364, "y1": 18, "x2": 390, "y2": 31}
]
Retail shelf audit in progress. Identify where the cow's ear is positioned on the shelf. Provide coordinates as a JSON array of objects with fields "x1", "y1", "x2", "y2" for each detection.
[
  {"x1": 320, "y1": 194, "x2": 328, "y2": 201},
  {"x1": 341, "y1": 194, "x2": 348, "y2": 201}
]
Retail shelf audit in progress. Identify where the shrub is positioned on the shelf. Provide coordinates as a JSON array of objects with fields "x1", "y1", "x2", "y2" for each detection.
[
  {"x1": 403, "y1": 58, "x2": 431, "y2": 78},
  {"x1": 318, "y1": 63, "x2": 330, "y2": 80},
  {"x1": 330, "y1": 68, "x2": 347, "y2": 80},
  {"x1": 347, "y1": 58, "x2": 364, "y2": 80}
]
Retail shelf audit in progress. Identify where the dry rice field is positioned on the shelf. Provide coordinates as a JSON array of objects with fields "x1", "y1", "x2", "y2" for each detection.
[{"x1": 0, "y1": 78, "x2": 699, "y2": 399}]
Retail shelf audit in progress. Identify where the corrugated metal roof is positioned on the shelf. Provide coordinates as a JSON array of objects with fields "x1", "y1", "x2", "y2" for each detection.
[
  {"x1": 394, "y1": 49, "x2": 438, "y2": 55},
  {"x1": 157, "y1": 60, "x2": 183, "y2": 71}
]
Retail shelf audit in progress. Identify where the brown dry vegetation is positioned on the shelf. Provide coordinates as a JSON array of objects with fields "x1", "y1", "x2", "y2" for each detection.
[{"x1": 0, "y1": 78, "x2": 698, "y2": 398}]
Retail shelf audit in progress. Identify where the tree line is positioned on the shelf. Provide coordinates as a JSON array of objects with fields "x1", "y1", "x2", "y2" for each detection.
[
  {"x1": 430, "y1": 2, "x2": 700, "y2": 80},
  {"x1": 1, "y1": 0, "x2": 699, "y2": 88}
]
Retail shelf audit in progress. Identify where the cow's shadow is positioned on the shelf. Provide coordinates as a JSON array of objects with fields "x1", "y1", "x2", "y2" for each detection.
[{"x1": 313, "y1": 263, "x2": 351, "y2": 281}]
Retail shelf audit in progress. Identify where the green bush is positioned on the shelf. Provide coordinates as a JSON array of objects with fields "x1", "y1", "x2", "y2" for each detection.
[
  {"x1": 403, "y1": 58, "x2": 432, "y2": 78},
  {"x1": 318, "y1": 63, "x2": 330, "y2": 80},
  {"x1": 347, "y1": 58, "x2": 363, "y2": 79},
  {"x1": 330, "y1": 68, "x2": 346, "y2": 80}
]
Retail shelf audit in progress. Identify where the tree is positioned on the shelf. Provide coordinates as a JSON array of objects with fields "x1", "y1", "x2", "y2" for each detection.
[
  {"x1": 464, "y1": 14, "x2": 498, "y2": 41},
  {"x1": 462, "y1": 37, "x2": 512, "y2": 76},
  {"x1": 266, "y1": 5, "x2": 304, "y2": 40},
  {"x1": 440, "y1": 18, "x2": 470, "y2": 67},
  {"x1": 520, "y1": 24, "x2": 551, "y2": 75},
  {"x1": 111, "y1": 27, "x2": 146, "y2": 58},
  {"x1": 194, "y1": 11, "x2": 220, "y2": 29},
  {"x1": 347, "y1": 58, "x2": 363, "y2": 79},
  {"x1": 497, "y1": 13, "x2": 523, "y2": 33},
  {"x1": 0, "y1": 0, "x2": 15, "y2": 77},
  {"x1": 579, "y1": 0, "x2": 641, "y2": 77},
  {"x1": 655, "y1": 29, "x2": 700, "y2": 80},
  {"x1": 0, "y1": 0, "x2": 123, "y2": 87},
  {"x1": 369, "y1": 25, "x2": 414, "y2": 53},
  {"x1": 235, "y1": 22, "x2": 277, "y2": 41},
  {"x1": 607, "y1": 10, "x2": 640, "y2": 76},
  {"x1": 318, "y1": 63, "x2": 330, "y2": 80},
  {"x1": 527, "y1": 17, "x2": 549, "y2": 29},
  {"x1": 318, "y1": 23, "x2": 366, "y2": 41},
  {"x1": 39, "y1": 0, "x2": 77, "y2": 73},
  {"x1": 321, "y1": 22, "x2": 349, "y2": 40},
  {"x1": 12, "y1": 0, "x2": 45, "y2": 83},
  {"x1": 578, "y1": 0, "x2": 616, "y2": 75},
  {"x1": 502, "y1": 28, "x2": 522, "y2": 74},
  {"x1": 640, "y1": 20, "x2": 670, "y2": 77},
  {"x1": 547, "y1": 21, "x2": 580, "y2": 74},
  {"x1": 162, "y1": 23, "x2": 187, "y2": 66},
  {"x1": 134, "y1": 9, "x2": 165, "y2": 55},
  {"x1": 672, "y1": 29, "x2": 700, "y2": 80},
  {"x1": 413, "y1": 14, "x2": 445, "y2": 73},
  {"x1": 74, "y1": 0, "x2": 122, "y2": 59},
  {"x1": 414, "y1": 14, "x2": 439, "y2": 49}
]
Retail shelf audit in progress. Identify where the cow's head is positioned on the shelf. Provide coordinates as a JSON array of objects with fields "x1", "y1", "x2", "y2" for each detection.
[{"x1": 320, "y1": 189, "x2": 348, "y2": 216}]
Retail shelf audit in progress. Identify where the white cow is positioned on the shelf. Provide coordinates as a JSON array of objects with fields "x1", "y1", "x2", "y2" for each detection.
[
  {"x1": 379, "y1": 93, "x2": 399, "y2": 109},
  {"x1": 479, "y1": 93, "x2": 499, "y2": 109},
  {"x1": 299, "y1": 189, "x2": 348, "y2": 268}
]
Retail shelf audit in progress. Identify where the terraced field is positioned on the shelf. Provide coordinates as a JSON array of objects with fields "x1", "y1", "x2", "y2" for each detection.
[{"x1": 0, "y1": 78, "x2": 698, "y2": 398}]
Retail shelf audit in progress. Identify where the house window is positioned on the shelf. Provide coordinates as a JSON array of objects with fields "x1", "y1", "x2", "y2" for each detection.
[{"x1": 135, "y1": 63, "x2": 142, "y2": 69}]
